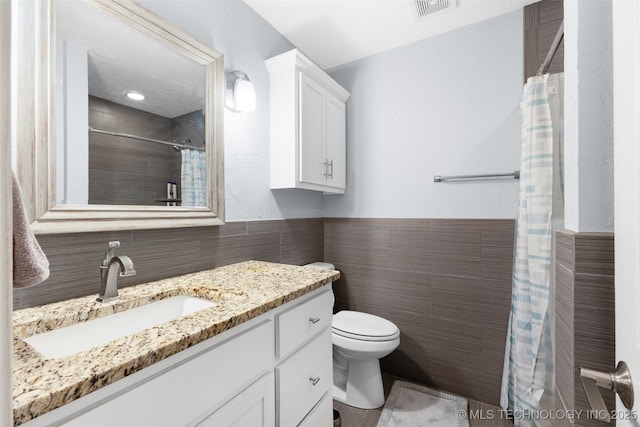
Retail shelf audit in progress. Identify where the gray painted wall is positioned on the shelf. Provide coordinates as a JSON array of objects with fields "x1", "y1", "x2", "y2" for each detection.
[
  {"x1": 139, "y1": 0, "x2": 324, "y2": 221},
  {"x1": 564, "y1": 0, "x2": 614, "y2": 233},
  {"x1": 324, "y1": 10, "x2": 523, "y2": 219},
  {"x1": 142, "y1": 1, "x2": 526, "y2": 221}
]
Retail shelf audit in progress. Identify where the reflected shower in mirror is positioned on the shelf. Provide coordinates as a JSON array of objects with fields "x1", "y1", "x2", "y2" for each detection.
[{"x1": 55, "y1": 0, "x2": 207, "y2": 207}]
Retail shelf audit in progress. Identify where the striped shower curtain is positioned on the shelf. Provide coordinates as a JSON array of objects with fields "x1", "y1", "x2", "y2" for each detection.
[
  {"x1": 500, "y1": 74, "x2": 555, "y2": 426},
  {"x1": 181, "y1": 149, "x2": 206, "y2": 207}
]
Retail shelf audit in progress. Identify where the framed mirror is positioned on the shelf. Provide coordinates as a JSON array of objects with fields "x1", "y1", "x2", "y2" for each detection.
[{"x1": 15, "y1": 0, "x2": 225, "y2": 233}]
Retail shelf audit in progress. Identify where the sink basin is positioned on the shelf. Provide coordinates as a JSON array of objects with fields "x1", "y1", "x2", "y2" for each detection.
[{"x1": 24, "y1": 296, "x2": 215, "y2": 359}]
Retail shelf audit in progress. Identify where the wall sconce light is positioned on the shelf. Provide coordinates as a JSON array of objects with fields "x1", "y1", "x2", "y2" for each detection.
[{"x1": 225, "y1": 70, "x2": 256, "y2": 112}]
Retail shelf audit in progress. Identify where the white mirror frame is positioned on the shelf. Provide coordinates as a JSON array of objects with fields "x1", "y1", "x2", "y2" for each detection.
[{"x1": 15, "y1": 0, "x2": 225, "y2": 234}]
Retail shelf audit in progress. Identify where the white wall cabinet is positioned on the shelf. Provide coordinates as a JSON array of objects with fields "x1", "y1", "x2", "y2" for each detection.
[
  {"x1": 22, "y1": 286, "x2": 334, "y2": 427},
  {"x1": 267, "y1": 49, "x2": 350, "y2": 194}
]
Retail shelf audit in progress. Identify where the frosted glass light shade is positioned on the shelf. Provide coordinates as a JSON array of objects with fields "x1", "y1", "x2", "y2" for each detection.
[
  {"x1": 225, "y1": 70, "x2": 256, "y2": 112},
  {"x1": 234, "y1": 79, "x2": 256, "y2": 112}
]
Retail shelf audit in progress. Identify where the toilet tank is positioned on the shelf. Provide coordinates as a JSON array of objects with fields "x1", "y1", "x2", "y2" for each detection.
[{"x1": 304, "y1": 262, "x2": 335, "y2": 270}]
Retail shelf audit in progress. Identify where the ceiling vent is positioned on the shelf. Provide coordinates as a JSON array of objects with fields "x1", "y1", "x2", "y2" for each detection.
[{"x1": 414, "y1": 0, "x2": 455, "y2": 18}]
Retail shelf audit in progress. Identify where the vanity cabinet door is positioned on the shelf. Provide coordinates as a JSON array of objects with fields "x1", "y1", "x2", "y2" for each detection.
[
  {"x1": 298, "y1": 392, "x2": 333, "y2": 427},
  {"x1": 60, "y1": 320, "x2": 274, "y2": 427},
  {"x1": 196, "y1": 373, "x2": 274, "y2": 427}
]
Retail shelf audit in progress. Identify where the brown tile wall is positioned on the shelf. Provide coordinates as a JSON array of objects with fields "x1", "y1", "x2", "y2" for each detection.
[
  {"x1": 325, "y1": 218, "x2": 516, "y2": 406},
  {"x1": 555, "y1": 230, "x2": 615, "y2": 427},
  {"x1": 524, "y1": 0, "x2": 564, "y2": 81},
  {"x1": 14, "y1": 219, "x2": 324, "y2": 309},
  {"x1": 18, "y1": 217, "x2": 616, "y2": 417},
  {"x1": 18, "y1": 216, "x2": 519, "y2": 408},
  {"x1": 88, "y1": 96, "x2": 182, "y2": 206}
]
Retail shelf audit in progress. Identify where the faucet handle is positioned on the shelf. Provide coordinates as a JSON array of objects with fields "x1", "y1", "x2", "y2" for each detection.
[
  {"x1": 101, "y1": 241, "x2": 121, "y2": 269},
  {"x1": 106, "y1": 241, "x2": 120, "y2": 256}
]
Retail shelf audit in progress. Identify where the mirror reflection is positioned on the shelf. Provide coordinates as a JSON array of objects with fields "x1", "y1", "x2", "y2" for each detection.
[{"x1": 55, "y1": 0, "x2": 207, "y2": 207}]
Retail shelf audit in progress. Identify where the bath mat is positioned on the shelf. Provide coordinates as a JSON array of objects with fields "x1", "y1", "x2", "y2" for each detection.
[{"x1": 376, "y1": 380, "x2": 469, "y2": 427}]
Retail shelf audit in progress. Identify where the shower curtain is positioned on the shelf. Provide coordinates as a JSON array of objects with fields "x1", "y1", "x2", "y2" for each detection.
[
  {"x1": 501, "y1": 73, "x2": 562, "y2": 427},
  {"x1": 181, "y1": 149, "x2": 206, "y2": 207}
]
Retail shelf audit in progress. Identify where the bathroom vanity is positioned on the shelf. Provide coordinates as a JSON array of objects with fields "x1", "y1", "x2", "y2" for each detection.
[{"x1": 13, "y1": 261, "x2": 339, "y2": 427}]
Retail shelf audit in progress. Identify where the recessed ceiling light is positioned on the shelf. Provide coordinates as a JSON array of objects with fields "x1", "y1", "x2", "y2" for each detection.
[{"x1": 125, "y1": 91, "x2": 145, "y2": 101}]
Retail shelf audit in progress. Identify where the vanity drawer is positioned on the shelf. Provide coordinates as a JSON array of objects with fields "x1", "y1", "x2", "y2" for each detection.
[
  {"x1": 276, "y1": 290, "x2": 333, "y2": 358},
  {"x1": 276, "y1": 330, "x2": 332, "y2": 426}
]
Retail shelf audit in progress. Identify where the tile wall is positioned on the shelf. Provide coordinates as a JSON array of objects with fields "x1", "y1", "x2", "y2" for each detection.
[
  {"x1": 523, "y1": 0, "x2": 564, "y2": 81},
  {"x1": 14, "y1": 219, "x2": 324, "y2": 309},
  {"x1": 556, "y1": 230, "x2": 615, "y2": 427},
  {"x1": 324, "y1": 218, "x2": 516, "y2": 406},
  {"x1": 88, "y1": 96, "x2": 181, "y2": 206},
  {"x1": 16, "y1": 215, "x2": 618, "y2": 417}
]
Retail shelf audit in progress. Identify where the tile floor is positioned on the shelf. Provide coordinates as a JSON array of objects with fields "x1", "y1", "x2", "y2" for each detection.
[{"x1": 332, "y1": 374, "x2": 514, "y2": 427}]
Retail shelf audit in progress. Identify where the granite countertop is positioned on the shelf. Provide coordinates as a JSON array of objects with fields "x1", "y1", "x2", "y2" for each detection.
[{"x1": 12, "y1": 260, "x2": 340, "y2": 425}]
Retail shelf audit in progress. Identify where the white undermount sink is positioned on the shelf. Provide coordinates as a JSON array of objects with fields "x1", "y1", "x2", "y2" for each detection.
[{"x1": 24, "y1": 295, "x2": 215, "y2": 359}]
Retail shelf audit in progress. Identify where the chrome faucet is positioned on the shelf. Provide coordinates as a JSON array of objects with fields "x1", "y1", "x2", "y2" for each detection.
[{"x1": 97, "y1": 241, "x2": 136, "y2": 303}]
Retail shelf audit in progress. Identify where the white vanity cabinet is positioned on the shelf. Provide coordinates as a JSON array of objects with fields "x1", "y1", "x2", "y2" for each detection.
[
  {"x1": 267, "y1": 49, "x2": 350, "y2": 194},
  {"x1": 22, "y1": 286, "x2": 334, "y2": 427}
]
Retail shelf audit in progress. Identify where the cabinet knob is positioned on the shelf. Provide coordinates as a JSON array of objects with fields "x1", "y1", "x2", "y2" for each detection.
[
  {"x1": 309, "y1": 376, "x2": 320, "y2": 386},
  {"x1": 327, "y1": 160, "x2": 334, "y2": 179},
  {"x1": 309, "y1": 317, "x2": 321, "y2": 324}
]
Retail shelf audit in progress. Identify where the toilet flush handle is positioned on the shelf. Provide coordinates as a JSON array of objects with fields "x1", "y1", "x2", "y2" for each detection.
[{"x1": 309, "y1": 317, "x2": 321, "y2": 324}]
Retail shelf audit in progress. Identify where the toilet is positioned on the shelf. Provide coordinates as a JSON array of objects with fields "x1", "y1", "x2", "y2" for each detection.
[{"x1": 305, "y1": 262, "x2": 401, "y2": 409}]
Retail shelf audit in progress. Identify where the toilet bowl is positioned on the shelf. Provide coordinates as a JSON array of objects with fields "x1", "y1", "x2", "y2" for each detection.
[
  {"x1": 304, "y1": 263, "x2": 401, "y2": 410},
  {"x1": 332, "y1": 310, "x2": 400, "y2": 409}
]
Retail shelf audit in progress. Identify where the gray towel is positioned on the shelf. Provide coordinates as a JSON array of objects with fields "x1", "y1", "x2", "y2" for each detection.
[{"x1": 12, "y1": 171, "x2": 49, "y2": 288}]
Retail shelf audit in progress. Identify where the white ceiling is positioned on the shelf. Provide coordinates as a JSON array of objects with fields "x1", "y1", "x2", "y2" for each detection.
[
  {"x1": 244, "y1": 0, "x2": 540, "y2": 69},
  {"x1": 57, "y1": 0, "x2": 205, "y2": 119}
]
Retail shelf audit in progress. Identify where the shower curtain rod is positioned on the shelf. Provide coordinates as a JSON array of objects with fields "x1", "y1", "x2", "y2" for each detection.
[
  {"x1": 88, "y1": 127, "x2": 205, "y2": 151},
  {"x1": 537, "y1": 20, "x2": 564, "y2": 76},
  {"x1": 434, "y1": 171, "x2": 520, "y2": 182}
]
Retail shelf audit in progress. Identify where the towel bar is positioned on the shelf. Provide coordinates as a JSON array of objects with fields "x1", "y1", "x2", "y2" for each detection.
[{"x1": 434, "y1": 171, "x2": 520, "y2": 182}]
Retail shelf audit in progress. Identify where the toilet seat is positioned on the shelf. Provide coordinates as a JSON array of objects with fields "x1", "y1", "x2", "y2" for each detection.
[{"x1": 332, "y1": 311, "x2": 400, "y2": 342}]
